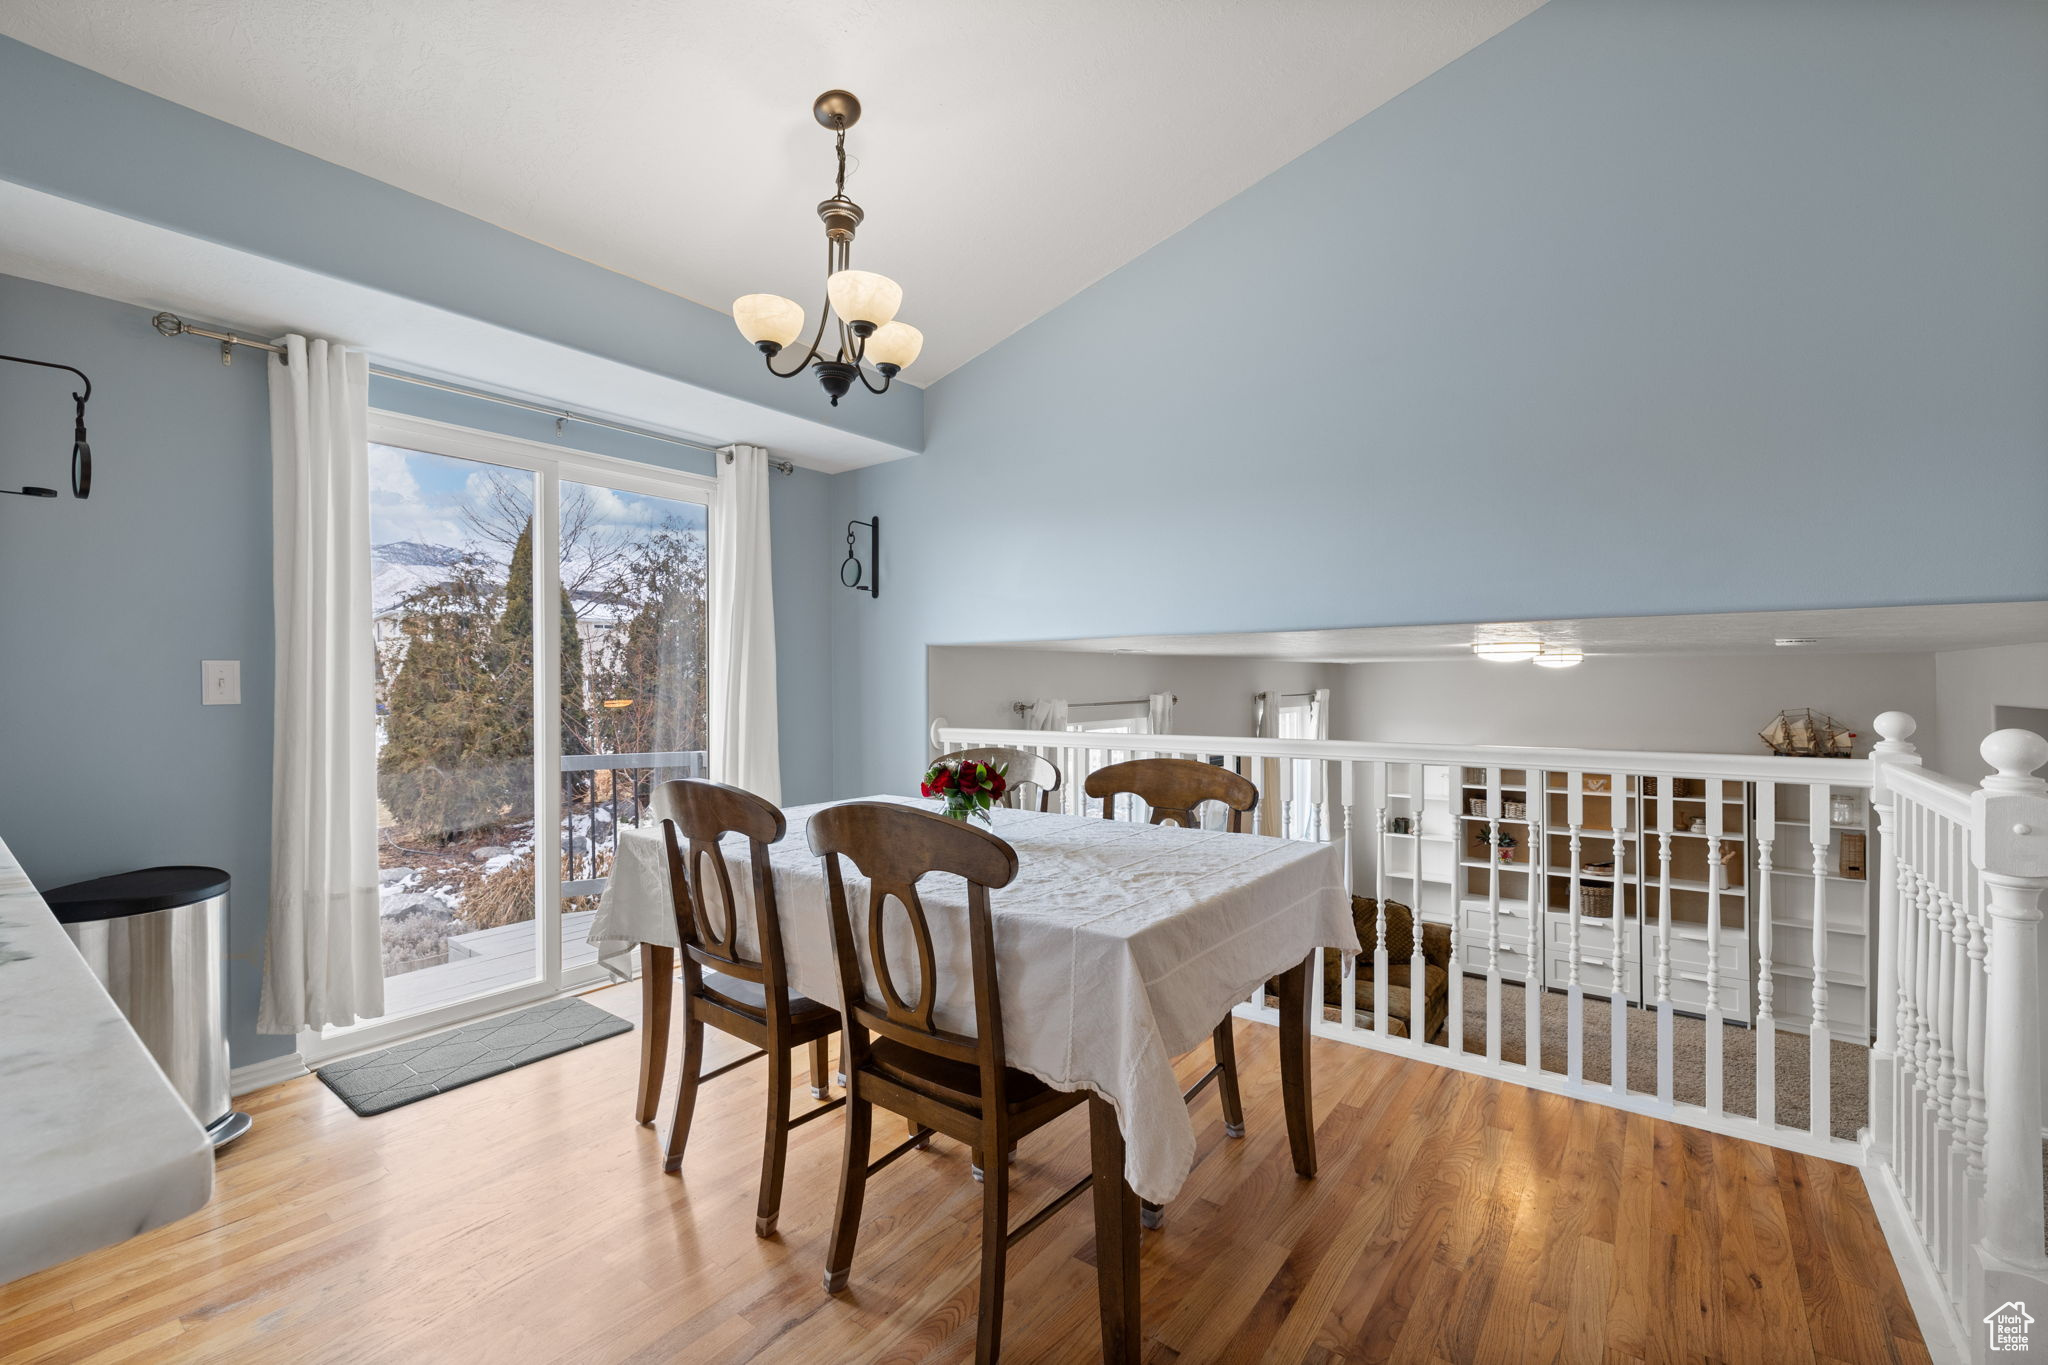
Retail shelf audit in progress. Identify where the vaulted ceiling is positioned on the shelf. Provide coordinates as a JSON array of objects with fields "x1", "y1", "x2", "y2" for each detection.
[{"x1": 0, "y1": 0, "x2": 1547, "y2": 382}]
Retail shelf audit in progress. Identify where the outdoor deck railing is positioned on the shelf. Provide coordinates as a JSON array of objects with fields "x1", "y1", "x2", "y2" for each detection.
[{"x1": 559, "y1": 749, "x2": 707, "y2": 895}]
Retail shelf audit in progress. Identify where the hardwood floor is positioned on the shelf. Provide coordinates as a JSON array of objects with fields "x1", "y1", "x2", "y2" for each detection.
[{"x1": 0, "y1": 981, "x2": 1929, "y2": 1364}]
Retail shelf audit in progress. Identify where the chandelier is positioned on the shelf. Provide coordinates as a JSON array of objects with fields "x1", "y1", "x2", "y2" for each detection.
[{"x1": 732, "y1": 91, "x2": 921, "y2": 406}]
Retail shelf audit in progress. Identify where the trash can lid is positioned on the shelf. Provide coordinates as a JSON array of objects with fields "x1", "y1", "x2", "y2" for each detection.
[{"x1": 42, "y1": 866, "x2": 232, "y2": 925}]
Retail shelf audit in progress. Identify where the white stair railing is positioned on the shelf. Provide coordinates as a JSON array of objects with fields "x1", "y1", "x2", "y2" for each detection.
[
  {"x1": 935, "y1": 711, "x2": 2048, "y2": 1361},
  {"x1": 1866, "y1": 720, "x2": 2048, "y2": 1359}
]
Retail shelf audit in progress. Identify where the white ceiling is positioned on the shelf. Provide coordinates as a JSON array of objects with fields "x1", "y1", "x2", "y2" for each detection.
[
  {"x1": 0, "y1": 0, "x2": 1547, "y2": 382},
  {"x1": 976, "y1": 602, "x2": 2048, "y2": 662}
]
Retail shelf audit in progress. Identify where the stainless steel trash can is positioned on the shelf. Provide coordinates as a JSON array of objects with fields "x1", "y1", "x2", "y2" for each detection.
[{"x1": 46, "y1": 866, "x2": 251, "y2": 1148}]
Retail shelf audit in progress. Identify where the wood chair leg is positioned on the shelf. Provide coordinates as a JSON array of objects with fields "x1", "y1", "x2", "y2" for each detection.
[
  {"x1": 976, "y1": 1148, "x2": 1010, "y2": 1363},
  {"x1": 1212, "y1": 1015, "x2": 1246, "y2": 1138},
  {"x1": 661, "y1": 1011, "x2": 704, "y2": 1175},
  {"x1": 635, "y1": 944, "x2": 674, "y2": 1125},
  {"x1": 808, "y1": 1036, "x2": 832, "y2": 1101},
  {"x1": 910, "y1": 1114, "x2": 930, "y2": 1150},
  {"x1": 823, "y1": 1095, "x2": 873, "y2": 1294},
  {"x1": 756, "y1": 1042, "x2": 793, "y2": 1238}
]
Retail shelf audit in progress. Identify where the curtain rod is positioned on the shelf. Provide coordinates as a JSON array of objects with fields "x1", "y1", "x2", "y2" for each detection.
[
  {"x1": 1011, "y1": 695, "x2": 1178, "y2": 715},
  {"x1": 148, "y1": 312, "x2": 794, "y2": 473}
]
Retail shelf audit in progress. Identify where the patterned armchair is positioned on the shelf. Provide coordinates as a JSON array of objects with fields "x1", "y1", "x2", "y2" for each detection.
[{"x1": 1270, "y1": 897, "x2": 1451, "y2": 1042}]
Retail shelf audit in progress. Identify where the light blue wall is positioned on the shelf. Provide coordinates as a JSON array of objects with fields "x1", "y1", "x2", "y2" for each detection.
[
  {"x1": 828, "y1": 0, "x2": 2048, "y2": 798},
  {"x1": 0, "y1": 274, "x2": 837, "y2": 1067},
  {"x1": 0, "y1": 275, "x2": 277, "y2": 1062},
  {"x1": 0, "y1": 36, "x2": 924, "y2": 456}
]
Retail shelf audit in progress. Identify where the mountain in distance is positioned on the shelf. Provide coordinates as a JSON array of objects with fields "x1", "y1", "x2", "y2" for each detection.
[{"x1": 374, "y1": 540, "x2": 473, "y2": 568}]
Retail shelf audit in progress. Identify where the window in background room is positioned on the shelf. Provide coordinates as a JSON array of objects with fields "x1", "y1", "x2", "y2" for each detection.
[
  {"x1": 1275, "y1": 689, "x2": 1331, "y2": 840},
  {"x1": 1068, "y1": 707, "x2": 1150, "y2": 819}
]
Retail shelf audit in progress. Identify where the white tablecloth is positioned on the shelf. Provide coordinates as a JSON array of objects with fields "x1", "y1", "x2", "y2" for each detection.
[{"x1": 587, "y1": 798, "x2": 1355, "y2": 1203}]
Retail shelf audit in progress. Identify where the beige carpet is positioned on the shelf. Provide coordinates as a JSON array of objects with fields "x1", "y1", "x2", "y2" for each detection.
[{"x1": 1418, "y1": 981, "x2": 1873, "y2": 1141}]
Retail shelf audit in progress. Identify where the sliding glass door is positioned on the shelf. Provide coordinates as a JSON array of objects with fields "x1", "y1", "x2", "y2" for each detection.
[
  {"x1": 555, "y1": 479, "x2": 712, "y2": 973},
  {"x1": 340, "y1": 414, "x2": 713, "y2": 1047}
]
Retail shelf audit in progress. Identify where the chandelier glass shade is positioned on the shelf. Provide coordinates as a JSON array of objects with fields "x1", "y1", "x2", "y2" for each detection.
[{"x1": 734, "y1": 90, "x2": 918, "y2": 406}]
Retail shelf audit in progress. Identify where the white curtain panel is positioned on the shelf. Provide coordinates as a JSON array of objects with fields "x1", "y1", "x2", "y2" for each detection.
[
  {"x1": 710, "y1": 444, "x2": 782, "y2": 803},
  {"x1": 258, "y1": 335, "x2": 382, "y2": 1034},
  {"x1": 1146, "y1": 691, "x2": 1175, "y2": 738}
]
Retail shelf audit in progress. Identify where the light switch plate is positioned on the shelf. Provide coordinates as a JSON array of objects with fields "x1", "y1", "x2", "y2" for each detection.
[{"x1": 202, "y1": 660, "x2": 241, "y2": 706}]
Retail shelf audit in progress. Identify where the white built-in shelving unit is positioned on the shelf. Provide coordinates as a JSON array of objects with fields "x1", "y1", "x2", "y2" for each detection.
[{"x1": 1380, "y1": 763, "x2": 1873, "y2": 1041}]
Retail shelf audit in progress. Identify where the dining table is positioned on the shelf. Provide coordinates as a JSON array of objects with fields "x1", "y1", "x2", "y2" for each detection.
[{"x1": 587, "y1": 796, "x2": 1356, "y2": 1359}]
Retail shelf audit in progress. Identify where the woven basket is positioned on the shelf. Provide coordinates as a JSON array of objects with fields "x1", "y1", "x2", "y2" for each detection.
[
  {"x1": 1581, "y1": 885, "x2": 1614, "y2": 918},
  {"x1": 1503, "y1": 800, "x2": 1527, "y2": 820}
]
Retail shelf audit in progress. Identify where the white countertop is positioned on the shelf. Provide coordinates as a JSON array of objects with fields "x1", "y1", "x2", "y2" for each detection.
[{"x1": 0, "y1": 833, "x2": 213, "y2": 1285}]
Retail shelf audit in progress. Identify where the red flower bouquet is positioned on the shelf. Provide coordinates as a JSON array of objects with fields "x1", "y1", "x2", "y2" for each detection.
[{"x1": 921, "y1": 757, "x2": 1009, "y2": 824}]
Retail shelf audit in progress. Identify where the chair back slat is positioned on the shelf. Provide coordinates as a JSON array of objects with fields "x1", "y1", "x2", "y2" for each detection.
[
  {"x1": 657, "y1": 779, "x2": 788, "y2": 988},
  {"x1": 866, "y1": 880, "x2": 939, "y2": 1034},
  {"x1": 1084, "y1": 757, "x2": 1258, "y2": 831},
  {"x1": 809, "y1": 802, "x2": 1019, "y2": 1078},
  {"x1": 933, "y1": 746, "x2": 1063, "y2": 813}
]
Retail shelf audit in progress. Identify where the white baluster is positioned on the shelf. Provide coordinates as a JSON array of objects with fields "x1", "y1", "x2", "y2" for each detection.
[
  {"x1": 1486, "y1": 766, "x2": 1503, "y2": 1065},
  {"x1": 1868, "y1": 711, "x2": 1919, "y2": 1164},
  {"x1": 1656, "y1": 780, "x2": 1675, "y2": 1107},
  {"x1": 1342, "y1": 763, "x2": 1360, "y2": 1035},
  {"x1": 1447, "y1": 766, "x2": 1464, "y2": 1059},
  {"x1": 1974, "y1": 729, "x2": 2048, "y2": 1275},
  {"x1": 1946, "y1": 817, "x2": 1973, "y2": 1278},
  {"x1": 1527, "y1": 771, "x2": 1546, "y2": 1080},
  {"x1": 1566, "y1": 780, "x2": 1585, "y2": 1086},
  {"x1": 1756, "y1": 781, "x2": 1777, "y2": 1127},
  {"x1": 1962, "y1": 854, "x2": 1988, "y2": 1264},
  {"x1": 1370, "y1": 766, "x2": 1387, "y2": 1037},
  {"x1": 1610, "y1": 777, "x2": 1631, "y2": 1099},
  {"x1": 1808, "y1": 782, "x2": 1832, "y2": 1142},
  {"x1": 1927, "y1": 813, "x2": 1955, "y2": 1268},
  {"x1": 1705, "y1": 778, "x2": 1725, "y2": 1118},
  {"x1": 1405, "y1": 763, "x2": 1424, "y2": 1045},
  {"x1": 1911, "y1": 798, "x2": 1936, "y2": 1219}
]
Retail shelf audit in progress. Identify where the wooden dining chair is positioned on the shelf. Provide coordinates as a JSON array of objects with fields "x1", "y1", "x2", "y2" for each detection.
[
  {"x1": 1084, "y1": 758, "x2": 1259, "y2": 1227},
  {"x1": 931, "y1": 746, "x2": 1063, "y2": 813},
  {"x1": 810, "y1": 802, "x2": 1091, "y2": 1364},
  {"x1": 657, "y1": 778, "x2": 843, "y2": 1238}
]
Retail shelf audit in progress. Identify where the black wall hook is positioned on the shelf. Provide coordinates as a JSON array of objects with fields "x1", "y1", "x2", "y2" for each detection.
[
  {"x1": 842, "y1": 516, "x2": 879, "y2": 599},
  {"x1": 2, "y1": 354, "x2": 93, "y2": 500}
]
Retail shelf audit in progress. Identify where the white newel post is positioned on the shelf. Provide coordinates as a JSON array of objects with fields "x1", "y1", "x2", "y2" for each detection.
[
  {"x1": 1971, "y1": 729, "x2": 2048, "y2": 1314},
  {"x1": 1868, "y1": 712, "x2": 1921, "y2": 1163}
]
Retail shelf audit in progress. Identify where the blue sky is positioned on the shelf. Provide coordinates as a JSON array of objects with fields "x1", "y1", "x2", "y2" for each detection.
[{"x1": 369, "y1": 443, "x2": 706, "y2": 564}]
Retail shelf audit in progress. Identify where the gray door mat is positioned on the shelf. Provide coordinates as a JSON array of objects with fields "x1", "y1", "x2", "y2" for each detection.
[{"x1": 315, "y1": 996, "x2": 633, "y2": 1116}]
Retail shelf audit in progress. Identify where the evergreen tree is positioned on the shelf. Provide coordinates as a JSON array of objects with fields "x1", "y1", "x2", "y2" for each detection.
[
  {"x1": 492, "y1": 518, "x2": 592, "y2": 764},
  {"x1": 377, "y1": 516, "x2": 592, "y2": 844},
  {"x1": 377, "y1": 559, "x2": 515, "y2": 843}
]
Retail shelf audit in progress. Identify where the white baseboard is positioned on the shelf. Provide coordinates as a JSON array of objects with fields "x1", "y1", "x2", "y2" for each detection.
[
  {"x1": 1858, "y1": 1143, "x2": 1969, "y2": 1364},
  {"x1": 230, "y1": 1051, "x2": 310, "y2": 1097}
]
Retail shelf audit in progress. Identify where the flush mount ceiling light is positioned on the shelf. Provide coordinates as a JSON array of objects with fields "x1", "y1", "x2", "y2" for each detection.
[
  {"x1": 1533, "y1": 646, "x2": 1584, "y2": 668},
  {"x1": 733, "y1": 90, "x2": 921, "y2": 407},
  {"x1": 1472, "y1": 640, "x2": 1543, "y2": 662}
]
